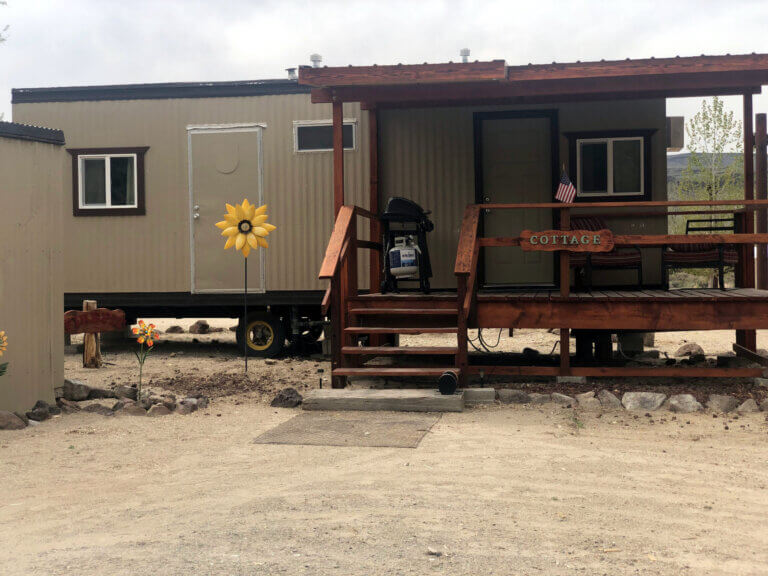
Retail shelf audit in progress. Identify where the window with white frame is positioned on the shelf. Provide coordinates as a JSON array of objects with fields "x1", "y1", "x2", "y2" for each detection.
[
  {"x1": 576, "y1": 137, "x2": 644, "y2": 197},
  {"x1": 294, "y1": 120, "x2": 356, "y2": 152},
  {"x1": 68, "y1": 147, "x2": 148, "y2": 215}
]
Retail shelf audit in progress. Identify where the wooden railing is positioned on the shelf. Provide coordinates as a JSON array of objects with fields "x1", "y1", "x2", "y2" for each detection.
[{"x1": 318, "y1": 205, "x2": 382, "y2": 387}]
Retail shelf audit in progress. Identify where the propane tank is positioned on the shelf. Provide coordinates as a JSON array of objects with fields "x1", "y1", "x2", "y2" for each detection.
[{"x1": 388, "y1": 235, "x2": 420, "y2": 278}]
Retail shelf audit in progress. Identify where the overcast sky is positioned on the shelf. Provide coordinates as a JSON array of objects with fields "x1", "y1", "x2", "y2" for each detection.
[{"x1": 2, "y1": 0, "x2": 768, "y2": 151}]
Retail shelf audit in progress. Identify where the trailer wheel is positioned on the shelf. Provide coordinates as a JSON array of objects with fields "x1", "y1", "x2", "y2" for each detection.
[{"x1": 237, "y1": 313, "x2": 285, "y2": 358}]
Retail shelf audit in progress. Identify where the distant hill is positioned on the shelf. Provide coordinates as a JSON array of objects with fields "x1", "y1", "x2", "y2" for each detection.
[{"x1": 667, "y1": 152, "x2": 742, "y2": 181}]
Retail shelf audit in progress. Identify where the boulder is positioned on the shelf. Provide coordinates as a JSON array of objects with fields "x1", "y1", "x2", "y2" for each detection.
[
  {"x1": 667, "y1": 394, "x2": 703, "y2": 413},
  {"x1": 597, "y1": 389, "x2": 623, "y2": 410},
  {"x1": 147, "y1": 404, "x2": 172, "y2": 417},
  {"x1": 737, "y1": 399, "x2": 760, "y2": 414},
  {"x1": 576, "y1": 396, "x2": 602, "y2": 411},
  {"x1": 0, "y1": 410, "x2": 27, "y2": 430},
  {"x1": 120, "y1": 404, "x2": 147, "y2": 416},
  {"x1": 497, "y1": 389, "x2": 531, "y2": 404},
  {"x1": 528, "y1": 393, "x2": 551, "y2": 404},
  {"x1": 114, "y1": 385, "x2": 138, "y2": 401},
  {"x1": 707, "y1": 394, "x2": 739, "y2": 413},
  {"x1": 26, "y1": 405, "x2": 51, "y2": 422},
  {"x1": 622, "y1": 392, "x2": 666, "y2": 411},
  {"x1": 551, "y1": 393, "x2": 575, "y2": 407},
  {"x1": 188, "y1": 320, "x2": 210, "y2": 334},
  {"x1": 13, "y1": 411, "x2": 29, "y2": 425},
  {"x1": 56, "y1": 398, "x2": 81, "y2": 414},
  {"x1": 63, "y1": 379, "x2": 90, "y2": 401},
  {"x1": 165, "y1": 325, "x2": 184, "y2": 334},
  {"x1": 270, "y1": 387, "x2": 303, "y2": 408},
  {"x1": 82, "y1": 403, "x2": 115, "y2": 417},
  {"x1": 675, "y1": 343, "x2": 705, "y2": 357},
  {"x1": 87, "y1": 387, "x2": 118, "y2": 400}
]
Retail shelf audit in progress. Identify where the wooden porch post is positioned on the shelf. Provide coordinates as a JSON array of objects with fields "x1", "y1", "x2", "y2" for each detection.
[
  {"x1": 368, "y1": 107, "x2": 381, "y2": 293},
  {"x1": 737, "y1": 93, "x2": 757, "y2": 352},
  {"x1": 756, "y1": 113, "x2": 768, "y2": 289},
  {"x1": 333, "y1": 100, "x2": 345, "y2": 216},
  {"x1": 559, "y1": 207, "x2": 570, "y2": 375}
]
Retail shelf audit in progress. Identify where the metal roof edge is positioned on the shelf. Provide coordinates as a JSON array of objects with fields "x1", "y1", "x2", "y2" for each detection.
[{"x1": 0, "y1": 121, "x2": 65, "y2": 144}]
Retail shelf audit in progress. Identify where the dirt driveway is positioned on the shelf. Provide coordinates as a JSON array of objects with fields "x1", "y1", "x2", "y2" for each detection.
[{"x1": 2, "y1": 397, "x2": 768, "y2": 575}]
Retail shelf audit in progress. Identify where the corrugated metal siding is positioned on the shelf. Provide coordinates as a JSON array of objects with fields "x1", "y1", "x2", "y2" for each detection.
[
  {"x1": 13, "y1": 96, "x2": 370, "y2": 293},
  {"x1": 0, "y1": 138, "x2": 64, "y2": 412},
  {"x1": 380, "y1": 99, "x2": 667, "y2": 288}
]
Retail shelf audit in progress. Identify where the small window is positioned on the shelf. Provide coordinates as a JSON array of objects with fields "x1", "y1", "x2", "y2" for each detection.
[
  {"x1": 294, "y1": 121, "x2": 356, "y2": 152},
  {"x1": 576, "y1": 137, "x2": 644, "y2": 197},
  {"x1": 68, "y1": 147, "x2": 148, "y2": 215}
]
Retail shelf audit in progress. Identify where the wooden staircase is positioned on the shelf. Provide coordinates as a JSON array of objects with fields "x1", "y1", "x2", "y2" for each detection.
[{"x1": 334, "y1": 294, "x2": 460, "y2": 381}]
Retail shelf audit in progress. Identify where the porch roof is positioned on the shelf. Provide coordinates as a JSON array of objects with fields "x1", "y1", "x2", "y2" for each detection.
[{"x1": 299, "y1": 53, "x2": 768, "y2": 107}]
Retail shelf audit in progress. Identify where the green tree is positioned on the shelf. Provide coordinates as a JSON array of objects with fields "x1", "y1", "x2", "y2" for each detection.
[{"x1": 677, "y1": 96, "x2": 743, "y2": 206}]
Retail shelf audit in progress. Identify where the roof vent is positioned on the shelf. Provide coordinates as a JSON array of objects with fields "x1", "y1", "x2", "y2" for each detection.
[
  {"x1": 310, "y1": 53, "x2": 322, "y2": 68},
  {"x1": 460, "y1": 48, "x2": 470, "y2": 63},
  {"x1": 286, "y1": 67, "x2": 297, "y2": 80}
]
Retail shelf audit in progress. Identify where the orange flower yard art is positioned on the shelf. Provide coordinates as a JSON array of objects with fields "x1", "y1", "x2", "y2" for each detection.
[
  {"x1": 215, "y1": 199, "x2": 275, "y2": 371},
  {"x1": 132, "y1": 320, "x2": 158, "y2": 400}
]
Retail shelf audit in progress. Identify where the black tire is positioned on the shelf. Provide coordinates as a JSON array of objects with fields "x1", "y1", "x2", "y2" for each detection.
[{"x1": 236, "y1": 312, "x2": 286, "y2": 358}]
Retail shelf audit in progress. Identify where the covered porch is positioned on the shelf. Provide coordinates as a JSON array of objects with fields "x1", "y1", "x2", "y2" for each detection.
[{"x1": 300, "y1": 54, "x2": 768, "y2": 388}]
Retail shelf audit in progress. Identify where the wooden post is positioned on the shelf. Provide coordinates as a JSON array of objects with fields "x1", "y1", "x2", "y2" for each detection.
[
  {"x1": 756, "y1": 113, "x2": 767, "y2": 289},
  {"x1": 369, "y1": 107, "x2": 381, "y2": 294},
  {"x1": 82, "y1": 300, "x2": 102, "y2": 368},
  {"x1": 737, "y1": 93, "x2": 757, "y2": 351},
  {"x1": 332, "y1": 100, "x2": 345, "y2": 217},
  {"x1": 559, "y1": 207, "x2": 570, "y2": 374}
]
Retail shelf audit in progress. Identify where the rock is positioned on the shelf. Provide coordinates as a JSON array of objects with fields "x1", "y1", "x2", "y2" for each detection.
[
  {"x1": 575, "y1": 391, "x2": 594, "y2": 401},
  {"x1": 497, "y1": 389, "x2": 531, "y2": 404},
  {"x1": 165, "y1": 325, "x2": 184, "y2": 334},
  {"x1": 551, "y1": 393, "x2": 575, "y2": 407},
  {"x1": 622, "y1": 392, "x2": 666, "y2": 411},
  {"x1": 63, "y1": 379, "x2": 90, "y2": 401},
  {"x1": 13, "y1": 411, "x2": 29, "y2": 425},
  {"x1": 87, "y1": 387, "x2": 118, "y2": 400},
  {"x1": 26, "y1": 406, "x2": 51, "y2": 422},
  {"x1": 176, "y1": 401, "x2": 196, "y2": 415},
  {"x1": 160, "y1": 398, "x2": 177, "y2": 411},
  {"x1": 120, "y1": 404, "x2": 147, "y2": 416},
  {"x1": 140, "y1": 396, "x2": 163, "y2": 410},
  {"x1": 597, "y1": 390, "x2": 623, "y2": 410},
  {"x1": 528, "y1": 393, "x2": 550, "y2": 404},
  {"x1": 675, "y1": 342, "x2": 705, "y2": 357},
  {"x1": 576, "y1": 397, "x2": 602, "y2": 411},
  {"x1": 270, "y1": 387, "x2": 303, "y2": 408},
  {"x1": 112, "y1": 400, "x2": 127, "y2": 411},
  {"x1": 0, "y1": 410, "x2": 27, "y2": 430},
  {"x1": 147, "y1": 404, "x2": 172, "y2": 417},
  {"x1": 195, "y1": 395, "x2": 210, "y2": 410},
  {"x1": 188, "y1": 320, "x2": 210, "y2": 334},
  {"x1": 265, "y1": 359, "x2": 278, "y2": 366},
  {"x1": 114, "y1": 385, "x2": 138, "y2": 401},
  {"x1": 687, "y1": 354, "x2": 707, "y2": 365},
  {"x1": 82, "y1": 403, "x2": 114, "y2": 417},
  {"x1": 717, "y1": 354, "x2": 754, "y2": 368},
  {"x1": 56, "y1": 398, "x2": 81, "y2": 414},
  {"x1": 667, "y1": 394, "x2": 703, "y2": 413},
  {"x1": 707, "y1": 394, "x2": 739, "y2": 413},
  {"x1": 737, "y1": 399, "x2": 760, "y2": 414}
]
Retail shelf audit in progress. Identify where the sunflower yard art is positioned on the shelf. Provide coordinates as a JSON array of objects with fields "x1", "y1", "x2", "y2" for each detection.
[
  {"x1": 0, "y1": 330, "x2": 7, "y2": 378},
  {"x1": 132, "y1": 320, "x2": 159, "y2": 400}
]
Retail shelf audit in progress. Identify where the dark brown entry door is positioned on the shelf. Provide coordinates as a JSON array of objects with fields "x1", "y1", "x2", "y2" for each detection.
[{"x1": 480, "y1": 116, "x2": 553, "y2": 286}]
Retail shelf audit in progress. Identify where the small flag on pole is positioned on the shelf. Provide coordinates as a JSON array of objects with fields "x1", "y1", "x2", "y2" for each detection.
[{"x1": 555, "y1": 171, "x2": 577, "y2": 203}]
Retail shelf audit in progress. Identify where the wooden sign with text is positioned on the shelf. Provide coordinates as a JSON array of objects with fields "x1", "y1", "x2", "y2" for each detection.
[{"x1": 519, "y1": 229, "x2": 614, "y2": 252}]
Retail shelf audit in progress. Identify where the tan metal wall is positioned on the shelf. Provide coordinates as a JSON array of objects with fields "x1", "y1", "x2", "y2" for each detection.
[
  {"x1": 13, "y1": 96, "x2": 370, "y2": 293},
  {"x1": 380, "y1": 99, "x2": 667, "y2": 288},
  {"x1": 0, "y1": 137, "x2": 64, "y2": 413}
]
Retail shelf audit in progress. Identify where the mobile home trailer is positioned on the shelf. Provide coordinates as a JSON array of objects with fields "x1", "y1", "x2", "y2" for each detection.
[{"x1": 12, "y1": 79, "x2": 372, "y2": 356}]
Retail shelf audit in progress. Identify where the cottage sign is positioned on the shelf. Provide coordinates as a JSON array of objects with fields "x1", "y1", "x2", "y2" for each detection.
[{"x1": 519, "y1": 229, "x2": 614, "y2": 252}]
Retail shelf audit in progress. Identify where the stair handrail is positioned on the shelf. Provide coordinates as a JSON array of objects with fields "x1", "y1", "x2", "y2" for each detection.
[{"x1": 455, "y1": 205, "x2": 482, "y2": 316}]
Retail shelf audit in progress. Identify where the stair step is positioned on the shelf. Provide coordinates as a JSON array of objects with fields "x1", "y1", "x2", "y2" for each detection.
[
  {"x1": 342, "y1": 346, "x2": 458, "y2": 356},
  {"x1": 344, "y1": 326, "x2": 458, "y2": 335},
  {"x1": 349, "y1": 308, "x2": 457, "y2": 316},
  {"x1": 332, "y1": 367, "x2": 457, "y2": 377}
]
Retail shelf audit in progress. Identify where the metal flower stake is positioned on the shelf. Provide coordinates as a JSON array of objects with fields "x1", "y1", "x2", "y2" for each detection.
[
  {"x1": 215, "y1": 199, "x2": 276, "y2": 372},
  {"x1": 133, "y1": 320, "x2": 158, "y2": 401},
  {"x1": 0, "y1": 330, "x2": 8, "y2": 378}
]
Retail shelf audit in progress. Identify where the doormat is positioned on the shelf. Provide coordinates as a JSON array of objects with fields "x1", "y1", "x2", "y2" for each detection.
[{"x1": 254, "y1": 411, "x2": 441, "y2": 449}]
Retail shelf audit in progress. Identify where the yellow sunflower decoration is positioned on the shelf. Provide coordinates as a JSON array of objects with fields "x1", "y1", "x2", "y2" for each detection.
[{"x1": 215, "y1": 199, "x2": 276, "y2": 258}]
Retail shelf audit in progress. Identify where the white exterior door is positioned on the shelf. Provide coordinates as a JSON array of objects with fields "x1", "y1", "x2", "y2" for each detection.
[{"x1": 189, "y1": 125, "x2": 265, "y2": 293}]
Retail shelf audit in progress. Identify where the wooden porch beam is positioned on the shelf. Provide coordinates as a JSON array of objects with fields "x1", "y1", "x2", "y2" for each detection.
[
  {"x1": 756, "y1": 113, "x2": 768, "y2": 289},
  {"x1": 738, "y1": 93, "x2": 757, "y2": 351},
  {"x1": 332, "y1": 100, "x2": 345, "y2": 216}
]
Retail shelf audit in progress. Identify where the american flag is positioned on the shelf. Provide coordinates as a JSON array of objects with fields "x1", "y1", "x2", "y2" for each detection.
[{"x1": 555, "y1": 171, "x2": 577, "y2": 203}]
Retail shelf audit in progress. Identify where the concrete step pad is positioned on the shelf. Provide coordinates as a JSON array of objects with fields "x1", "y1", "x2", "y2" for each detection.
[{"x1": 303, "y1": 389, "x2": 464, "y2": 413}]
